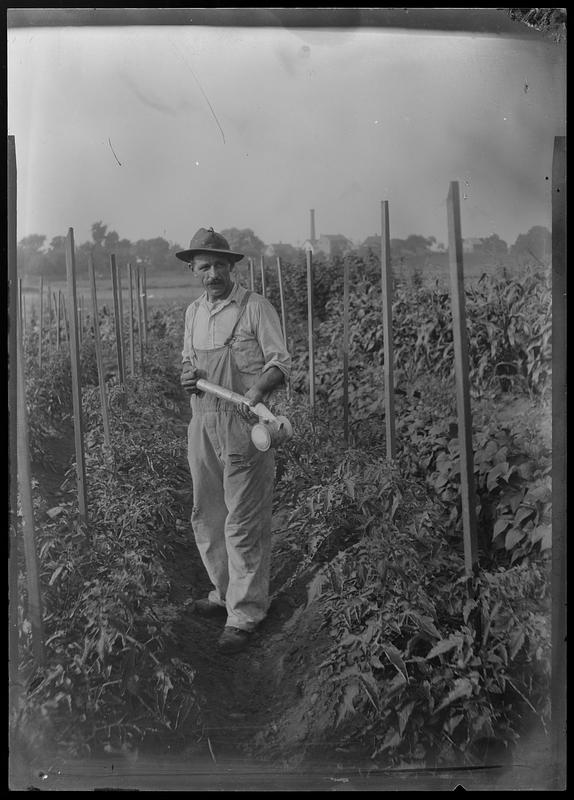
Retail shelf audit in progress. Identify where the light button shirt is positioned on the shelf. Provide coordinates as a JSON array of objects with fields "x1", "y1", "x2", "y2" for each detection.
[{"x1": 182, "y1": 283, "x2": 291, "y2": 388}]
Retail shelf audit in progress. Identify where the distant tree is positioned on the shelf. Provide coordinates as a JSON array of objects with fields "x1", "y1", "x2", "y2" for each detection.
[
  {"x1": 361, "y1": 235, "x2": 381, "y2": 252},
  {"x1": 103, "y1": 230, "x2": 132, "y2": 265},
  {"x1": 477, "y1": 233, "x2": 508, "y2": 257},
  {"x1": 510, "y1": 226, "x2": 551, "y2": 265},
  {"x1": 45, "y1": 235, "x2": 67, "y2": 277},
  {"x1": 134, "y1": 237, "x2": 171, "y2": 271},
  {"x1": 83, "y1": 222, "x2": 133, "y2": 274},
  {"x1": 390, "y1": 235, "x2": 435, "y2": 258},
  {"x1": 17, "y1": 234, "x2": 48, "y2": 275},
  {"x1": 91, "y1": 221, "x2": 108, "y2": 247},
  {"x1": 220, "y1": 228, "x2": 266, "y2": 260},
  {"x1": 356, "y1": 235, "x2": 382, "y2": 267},
  {"x1": 404, "y1": 235, "x2": 436, "y2": 255},
  {"x1": 105, "y1": 230, "x2": 120, "y2": 250},
  {"x1": 268, "y1": 243, "x2": 301, "y2": 264}
]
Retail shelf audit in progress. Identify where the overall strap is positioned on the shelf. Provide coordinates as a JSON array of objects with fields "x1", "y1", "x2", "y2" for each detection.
[
  {"x1": 187, "y1": 300, "x2": 200, "y2": 361},
  {"x1": 224, "y1": 290, "x2": 252, "y2": 346}
]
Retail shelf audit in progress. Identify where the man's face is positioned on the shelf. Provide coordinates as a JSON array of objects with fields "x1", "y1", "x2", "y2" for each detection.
[{"x1": 192, "y1": 253, "x2": 235, "y2": 301}]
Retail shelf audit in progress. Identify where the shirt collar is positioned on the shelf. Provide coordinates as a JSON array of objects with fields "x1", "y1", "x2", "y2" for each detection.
[{"x1": 202, "y1": 280, "x2": 243, "y2": 312}]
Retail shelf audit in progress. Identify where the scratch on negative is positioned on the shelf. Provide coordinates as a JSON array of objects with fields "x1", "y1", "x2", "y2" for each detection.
[
  {"x1": 108, "y1": 138, "x2": 122, "y2": 166},
  {"x1": 170, "y1": 40, "x2": 226, "y2": 145}
]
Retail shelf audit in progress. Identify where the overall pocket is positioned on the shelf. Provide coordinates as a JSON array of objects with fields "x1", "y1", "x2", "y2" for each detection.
[
  {"x1": 231, "y1": 337, "x2": 264, "y2": 378},
  {"x1": 226, "y1": 413, "x2": 259, "y2": 465}
]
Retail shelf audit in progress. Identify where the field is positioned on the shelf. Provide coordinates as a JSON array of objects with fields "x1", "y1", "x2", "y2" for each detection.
[
  {"x1": 18, "y1": 248, "x2": 529, "y2": 317},
  {"x1": 10, "y1": 253, "x2": 556, "y2": 790}
]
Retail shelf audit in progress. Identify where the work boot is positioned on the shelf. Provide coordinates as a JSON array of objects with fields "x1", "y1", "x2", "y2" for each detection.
[
  {"x1": 218, "y1": 626, "x2": 251, "y2": 654},
  {"x1": 189, "y1": 598, "x2": 227, "y2": 617}
]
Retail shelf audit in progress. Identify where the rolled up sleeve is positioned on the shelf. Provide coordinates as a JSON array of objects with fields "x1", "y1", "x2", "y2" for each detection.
[{"x1": 253, "y1": 297, "x2": 291, "y2": 380}]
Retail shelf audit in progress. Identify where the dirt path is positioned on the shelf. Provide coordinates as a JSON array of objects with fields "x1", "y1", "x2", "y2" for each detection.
[{"x1": 163, "y1": 399, "x2": 331, "y2": 769}]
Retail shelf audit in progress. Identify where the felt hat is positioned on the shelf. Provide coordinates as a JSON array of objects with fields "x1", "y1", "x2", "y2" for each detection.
[{"x1": 175, "y1": 227, "x2": 244, "y2": 263}]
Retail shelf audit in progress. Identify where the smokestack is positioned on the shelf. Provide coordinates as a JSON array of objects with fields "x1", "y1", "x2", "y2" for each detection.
[{"x1": 310, "y1": 209, "x2": 316, "y2": 242}]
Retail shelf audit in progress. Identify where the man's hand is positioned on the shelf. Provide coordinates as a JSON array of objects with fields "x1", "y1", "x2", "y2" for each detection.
[
  {"x1": 180, "y1": 363, "x2": 202, "y2": 395},
  {"x1": 237, "y1": 386, "x2": 263, "y2": 421}
]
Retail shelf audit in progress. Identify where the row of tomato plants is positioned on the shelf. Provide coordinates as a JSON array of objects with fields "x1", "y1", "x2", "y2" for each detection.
[
  {"x1": 14, "y1": 332, "x2": 204, "y2": 758},
  {"x1": 267, "y1": 402, "x2": 551, "y2": 766}
]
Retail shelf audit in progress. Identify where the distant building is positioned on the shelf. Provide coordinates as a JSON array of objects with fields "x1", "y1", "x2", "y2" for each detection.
[
  {"x1": 462, "y1": 237, "x2": 484, "y2": 253},
  {"x1": 305, "y1": 234, "x2": 353, "y2": 259},
  {"x1": 264, "y1": 242, "x2": 301, "y2": 262}
]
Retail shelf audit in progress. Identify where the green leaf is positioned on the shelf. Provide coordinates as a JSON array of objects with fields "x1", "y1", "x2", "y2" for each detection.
[
  {"x1": 443, "y1": 713, "x2": 465, "y2": 735},
  {"x1": 370, "y1": 654, "x2": 385, "y2": 670},
  {"x1": 505, "y1": 527, "x2": 525, "y2": 550},
  {"x1": 336, "y1": 681, "x2": 361, "y2": 727},
  {"x1": 426, "y1": 634, "x2": 462, "y2": 661},
  {"x1": 514, "y1": 506, "x2": 536, "y2": 527},
  {"x1": 540, "y1": 527, "x2": 552, "y2": 551},
  {"x1": 462, "y1": 598, "x2": 477, "y2": 624},
  {"x1": 48, "y1": 564, "x2": 66, "y2": 586},
  {"x1": 380, "y1": 643, "x2": 409, "y2": 681},
  {"x1": 492, "y1": 518, "x2": 512, "y2": 540},
  {"x1": 435, "y1": 677, "x2": 474, "y2": 713},
  {"x1": 509, "y1": 628, "x2": 525, "y2": 660},
  {"x1": 397, "y1": 700, "x2": 416, "y2": 737},
  {"x1": 487, "y1": 462, "x2": 509, "y2": 491},
  {"x1": 410, "y1": 612, "x2": 441, "y2": 640},
  {"x1": 305, "y1": 571, "x2": 328, "y2": 608},
  {"x1": 530, "y1": 523, "x2": 551, "y2": 545}
]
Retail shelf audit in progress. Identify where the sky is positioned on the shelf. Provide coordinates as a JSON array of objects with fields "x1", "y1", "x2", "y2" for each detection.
[{"x1": 7, "y1": 12, "x2": 566, "y2": 251}]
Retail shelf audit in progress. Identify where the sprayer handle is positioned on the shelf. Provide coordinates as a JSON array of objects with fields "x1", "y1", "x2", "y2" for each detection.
[{"x1": 195, "y1": 379, "x2": 277, "y2": 424}]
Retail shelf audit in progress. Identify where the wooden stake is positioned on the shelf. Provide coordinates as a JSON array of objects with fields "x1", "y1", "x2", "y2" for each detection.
[
  {"x1": 62, "y1": 291, "x2": 70, "y2": 344},
  {"x1": 115, "y1": 259, "x2": 125, "y2": 374},
  {"x1": 446, "y1": 182, "x2": 478, "y2": 576},
  {"x1": 45, "y1": 284, "x2": 52, "y2": 357},
  {"x1": 38, "y1": 276, "x2": 43, "y2": 374},
  {"x1": 65, "y1": 228, "x2": 88, "y2": 523},
  {"x1": 136, "y1": 267, "x2": 144, "y2": 373},
  {"x1": 381, "y1": 201, "x2": 396, "y2": 459},
  {"x1": 128, "y1": 264, "x2": 135, "y2": 377},
  {"x1": 55, "y1": 290, "x2": 61, "y2": 350},
  {"x1": 88, "y1": 256, "x2": 111, "y2": 448},
  {"x1": 275, "y1": 258, "x2": 287, "y2": 341},
  {"x1": 141, "y1": 266, "x2": 148, "y2": 349},
  {"x1": 17, "y1": 308, "x2": 45, "y2": 665},
  {"x1": 18, "y1": 278, "x2": 26, "y2": 338},
  {"x1": 343, "y1": 256, "x2": 350, "y2": 446},
  {"x1": 78, "y1": 293, "x2": 83, "y2": 347},
  {"x1": 50, "y1": 290, "x2": 57, "y2": 353},
  {"x1": 249, "y1": 257, "x2": 255, "y2": 291},
  {"x1": 260, "y1": 255, "x2": 267, "y2": 297},
  {"x1": 8, "y1": 134, "x2": 20, "y2": 683},
  {"x1": 305, "y1": 247, "x2": 316, "y2": 413},
  {"x1": 276, "y1": 256, "x2": 291, "y2": 400},
  {"x1": 551, "y1": 134, "x2": 566, "y2": 785},
  {"x1": 110, "y1": 255, "x2": 126, "y2": 387}
]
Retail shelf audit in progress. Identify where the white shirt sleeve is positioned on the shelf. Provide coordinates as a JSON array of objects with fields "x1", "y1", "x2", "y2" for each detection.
[{"x1": 252, "y1": 296, "x2": 291, "y2": 379}]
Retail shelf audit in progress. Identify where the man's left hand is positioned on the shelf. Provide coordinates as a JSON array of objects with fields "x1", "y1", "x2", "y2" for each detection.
[{"x1": 238, "y1": 387, "x2": 264, "y2": 422}]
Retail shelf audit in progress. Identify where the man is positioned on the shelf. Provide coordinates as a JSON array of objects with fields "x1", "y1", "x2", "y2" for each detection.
[{"x1": 177, "y1": 227, "x2": 291, "y2": 654}]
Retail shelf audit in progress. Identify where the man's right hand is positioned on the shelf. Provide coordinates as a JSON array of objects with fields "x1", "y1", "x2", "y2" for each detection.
[{"x1": 180, "y1": 363, "x2": 202, "y2": 395}]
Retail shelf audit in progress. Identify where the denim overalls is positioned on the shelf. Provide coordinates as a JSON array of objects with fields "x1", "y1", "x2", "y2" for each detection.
[{"x1": 186, "y1": 291, "x2": 275, "y2": 631}]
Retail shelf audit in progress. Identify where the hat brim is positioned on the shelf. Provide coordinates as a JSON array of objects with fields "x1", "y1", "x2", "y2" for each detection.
[{"x1": 176, "y1": 247, "x2": 244, "y2": 264}]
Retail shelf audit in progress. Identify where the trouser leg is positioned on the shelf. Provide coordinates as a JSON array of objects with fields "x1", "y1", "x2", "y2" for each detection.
[
  {"x1": 221, "y1": 414, "x2": 275, "y2": 632},
  {"x1": 187, "y1": 415, "x2": 228, "y2": 606}
]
